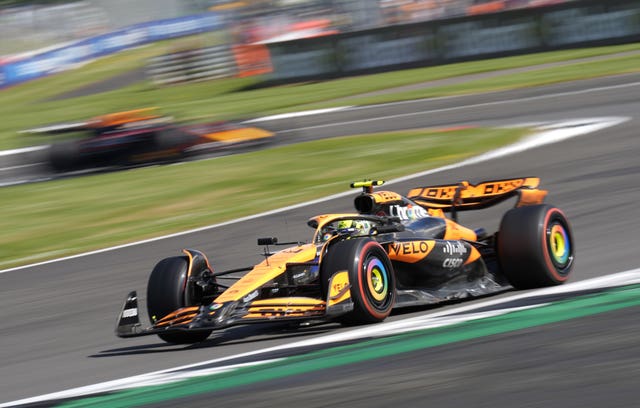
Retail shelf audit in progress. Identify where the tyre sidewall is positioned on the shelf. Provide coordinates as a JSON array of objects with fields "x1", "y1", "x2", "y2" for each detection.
[
  {"x1": 49, "y1": 140, "x2": 80, "y2": 171},
  {"x1": 350, "y1": 240, "x2": 395, "y2": 321},
  {"x1": 146, "y1": 256, "x2": 189, "y2": 324},
  {"x1": 146, "y1": 256, "x2": 212, "y2": 344}
]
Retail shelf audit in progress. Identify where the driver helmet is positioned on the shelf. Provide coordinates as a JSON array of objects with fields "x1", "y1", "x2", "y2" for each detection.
[
  {"x1": 337, "y1": 220, "x2": 353, "y2": 230},
  {"x1": 337, "y1": 219, "x2": 371, "y2": 235}
]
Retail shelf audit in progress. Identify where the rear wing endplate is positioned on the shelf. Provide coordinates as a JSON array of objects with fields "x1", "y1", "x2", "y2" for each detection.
[{"x1": 407, "y1": 177, "x2": 547, "y2": 212}]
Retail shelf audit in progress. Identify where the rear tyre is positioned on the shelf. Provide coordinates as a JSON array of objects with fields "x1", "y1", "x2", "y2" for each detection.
[
  {"x1": 153, "y1": 127, "x2": 196, "y2": 160},
  {"x1": 498, "y1": 204, "x2": 574, "y2": 289},
  {"x1": 147, "y1": 256, "x2": 212, "y2": 344},
  {"x1": 49, "y1": 141, "x2": 79, "y2": 172},
  {"x1": 321, "y1": 239, "x2": 395, "y2": 325}
]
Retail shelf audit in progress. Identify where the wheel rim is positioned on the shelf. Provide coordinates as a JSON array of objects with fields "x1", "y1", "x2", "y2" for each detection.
[
  {"x1": 364, "y1": 255, "x2": 389, "y2": 305},
  {"x1": 547, "y1": 220, "x2": 572, "y2": 269}
]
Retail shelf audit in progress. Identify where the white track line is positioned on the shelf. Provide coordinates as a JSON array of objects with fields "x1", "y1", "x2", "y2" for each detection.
[
  {"x1": 0, "y1": 116, "x2": 629, "y2": 274},
  {"x1": 0, "y1": 145, "x2": 48, "y2": 156},
  {"x1": 244, "y1": 107, "x2": 352, "y2": 122}
]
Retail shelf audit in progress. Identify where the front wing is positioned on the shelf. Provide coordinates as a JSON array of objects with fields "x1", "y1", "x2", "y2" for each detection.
[
  {"x1": 115, "y1": 263, "x2": 510, "y2": 338},
  {"x1": 115, "y1": 272, "x2": 354, "y2": 338}
]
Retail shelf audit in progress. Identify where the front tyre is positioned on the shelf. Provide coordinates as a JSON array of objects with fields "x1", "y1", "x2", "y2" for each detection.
[
  {"x1": 147, "y1": 256, "x2": 212, "y2": 344},
  {"x1": 321, "y1": 239, "x2": 395, "y2": 325},
  {"x1": 498, "y1": 204, "x2": 574, "y2": 289}
]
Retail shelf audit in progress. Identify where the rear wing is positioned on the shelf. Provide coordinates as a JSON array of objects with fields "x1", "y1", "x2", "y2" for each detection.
[
  {"x1": 407, "y1": 177, "x2": 547, "y2": 212},
  {"x1": 88, "y1": 108, "x2": 161, "y2": 129},
  {"x1": 19, "y1": 108, "x2": 164, "y2": 136}
]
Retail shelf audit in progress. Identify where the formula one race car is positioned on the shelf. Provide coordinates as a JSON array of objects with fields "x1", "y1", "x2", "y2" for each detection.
[
  {"x1": 21, "y1": 108, "x2": 274, "y2": 171},
  {"x1": 116, "y1": 177, "x2": 574, "y2": 344}
]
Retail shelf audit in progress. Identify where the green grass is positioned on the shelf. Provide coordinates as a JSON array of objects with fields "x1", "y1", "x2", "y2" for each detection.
[
  {"x1": 0, "y1": 126, "x2": 528, "y2": 269},
  {"x1": 334, "y1": 52, "x2": 640, "y2": 106},
  {"x1": 2, "y1": 42, "x2": 640, "y2": 149}
]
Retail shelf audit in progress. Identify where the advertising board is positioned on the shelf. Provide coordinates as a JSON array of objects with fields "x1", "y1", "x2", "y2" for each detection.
[{"x1": 1, "y1": 13, "x2": 221, "y2": 88}]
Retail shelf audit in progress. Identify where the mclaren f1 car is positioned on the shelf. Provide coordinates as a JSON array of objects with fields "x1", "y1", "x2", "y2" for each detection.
[
  {"x1": 116, "y1": 177, "x2": 574, "y2": 344},
  {"x1": 22, "y1": 108, "x2": 274, "y2": 171}
]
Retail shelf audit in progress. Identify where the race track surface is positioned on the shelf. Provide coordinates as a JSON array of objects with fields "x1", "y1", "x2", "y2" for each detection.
[{"x1": 1, "y1": 74, "x2": 639, "y2": 406}]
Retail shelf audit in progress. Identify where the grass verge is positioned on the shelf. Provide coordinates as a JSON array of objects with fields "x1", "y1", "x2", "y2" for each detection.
[{"x1": 332, "y1": 52, "x2": 640, "y2": 107}]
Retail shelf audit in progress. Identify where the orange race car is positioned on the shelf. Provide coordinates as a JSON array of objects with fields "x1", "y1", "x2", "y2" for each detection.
[
  {"x1": 116, "y1": 178, "x2": 574, "y2": 344},
  {"x1": 22, "y1": 108, "x2": 274, "y2": 172}
]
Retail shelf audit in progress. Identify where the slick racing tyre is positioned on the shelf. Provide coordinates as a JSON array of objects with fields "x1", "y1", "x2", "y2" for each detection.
[
  {"x1": 498, "y1": 204, "x2": 574, "y2": 289},
  {"x1": 153, "y1": 127, "x2": 196, "y2": 159},
  {"x1": 147, "y1": 256, "x2": 212, "y2": 344},
  {"x1": 321, "y1": 239, "x2": 396, "y2": 325},
  {"x1": 49, "y1": 140, "x2": 79, "y2": 172}
]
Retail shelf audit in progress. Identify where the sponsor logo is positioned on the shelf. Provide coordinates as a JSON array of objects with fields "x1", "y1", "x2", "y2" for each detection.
[
  {"x1": 443, "y1": 258, "x2": 464, "y2": 268},
  {"x1": 341, "y1": 35, "x2": 432, "y2": 71},
  {"x1": 389, "y1": 205, "x2": 428, "y2": 221},
  {"x1": 332, "y1": 281, "x2": 349, "y2": 294},
  {"x1": 243, "y1": 290, "x2": 259, "y2": 303},
  {"x1": 543, "y1": 9, "x2": 638, "y2": 46},
  {"x1": 390, "y1": 241, "x2": 431, "y2": 255},
  {"x1": 121, "y1": 308, "x2": 138, "y2": 318},
  {"x1": 293, "y1": 272, "x2": 307, "y2": 280},
  {"x1": 371, "y1": 191, "x2": 403, "y2": 203},
  {"x1": 482, "y1": 180, "x2": 522, "y2": 194},
  {"x1": 209, "y1": 303, "x2": 223, "y2": 311},
  {"x1": 423, "y1": 187, "x2": 457, "y2": 199},
  {"x1": 443, "y1": 241, "x2": 468, "y2": 255},
  {"x1": 441, "y1": 21, "x2": 539, "y2": 59}
]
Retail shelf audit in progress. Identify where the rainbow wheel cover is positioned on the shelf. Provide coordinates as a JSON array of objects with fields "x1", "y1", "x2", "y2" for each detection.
[
  {"x1": 365, "y1": 257, "x2": 389, "y2": 303},
  {"x1": 547, "y1": 221, "x2": 571, "y2": 268}
]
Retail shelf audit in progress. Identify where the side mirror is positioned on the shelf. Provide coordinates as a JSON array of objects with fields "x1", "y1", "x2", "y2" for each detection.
[
  {"x1": 257, "y1": 237, "x2": 278, "y2": 246},
  {"x1": 372, "y1": 224, "x2": 405, "y2": 234}
]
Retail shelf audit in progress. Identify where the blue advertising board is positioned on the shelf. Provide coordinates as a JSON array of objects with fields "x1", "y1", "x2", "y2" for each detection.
[{"x1": 0, "y1": 13, "x2": 221, "y2": 88}]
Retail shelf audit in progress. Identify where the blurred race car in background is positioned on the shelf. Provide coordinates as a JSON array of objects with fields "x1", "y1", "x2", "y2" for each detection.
[
  {"x1": 116, "y1": 177, "x2": 574, "y2": 344},
  {"x1": 21, "y1": 108, "x2": 274, "y2": 171}
]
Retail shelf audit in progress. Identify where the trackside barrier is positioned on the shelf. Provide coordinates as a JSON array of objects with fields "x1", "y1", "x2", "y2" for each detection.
[
  {"x1": 146, "y1": 43, "x2": 274, "y2": 84},
  {"x1": 0, "y1": 13, "x2": 222, "y2": 89},
  {"x1": 147, "y1": 46, "x2": 237, "y2": 85},
  {"x1": 232, "y1": 44, "x2": 273, "y2": 78},
  {"x1": 264, "y1": 0, "x2": 640, "y2": 82}
]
